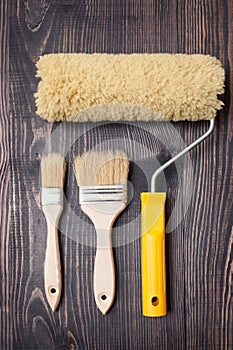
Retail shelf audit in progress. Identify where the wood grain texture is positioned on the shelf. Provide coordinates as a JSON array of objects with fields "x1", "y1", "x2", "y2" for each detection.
[
  {"x1": 0, "y1": 1, "x2": 10, "y2": 349},
  {"x1": 1, "y1": 0, "x2": 232, "y2": 349}
]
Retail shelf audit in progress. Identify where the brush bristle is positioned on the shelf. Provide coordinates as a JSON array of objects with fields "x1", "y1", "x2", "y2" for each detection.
[
  {"x1": 75, "y1": 151, "x2": 129, "y2": 186},
  {"x1": 41, "y1": 153, "x2": 66, "y2": 188}
]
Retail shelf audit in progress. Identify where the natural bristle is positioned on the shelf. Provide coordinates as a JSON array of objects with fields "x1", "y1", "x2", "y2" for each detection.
[
  {"x1": 74, "y1": 151, "x2": 129, "y2": 186},
  {"x1": 41, "y1": 153, "x2": 66, "y2": 188}
]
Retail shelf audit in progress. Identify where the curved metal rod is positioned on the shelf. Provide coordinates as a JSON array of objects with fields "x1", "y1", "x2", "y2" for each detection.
[{"x1": 151, "y1": 119, "x2": 215, "y2": 192}]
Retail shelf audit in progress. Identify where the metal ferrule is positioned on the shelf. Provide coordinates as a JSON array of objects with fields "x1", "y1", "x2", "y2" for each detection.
[
  {"x1": 41, "y1": 188, "x2": 63, "y2": 206},
  {"x1": 79, "y1": 184, "x2": 127, "y2": 204}
]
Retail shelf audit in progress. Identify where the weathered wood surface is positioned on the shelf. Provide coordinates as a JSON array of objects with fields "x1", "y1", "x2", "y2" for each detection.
[{"x1": 1, "y1": 0, "x2": 232, "y2": 349}]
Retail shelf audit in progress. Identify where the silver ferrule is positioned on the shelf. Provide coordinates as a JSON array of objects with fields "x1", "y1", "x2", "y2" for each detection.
[
  {"x1": 79, "y1": 184, "x2": 127, "y2": 204},
  {"x1": 41, "y1": 188, "x2": 63, "y2": 206}
]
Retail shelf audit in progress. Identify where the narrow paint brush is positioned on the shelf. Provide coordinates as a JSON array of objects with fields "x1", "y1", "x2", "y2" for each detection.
[
  {"x1": 41, "y1": 153, "x2": 66, "y2": 311},
  {"x1": 74, "y1": 150, "x2": 129, "y2": 314}
]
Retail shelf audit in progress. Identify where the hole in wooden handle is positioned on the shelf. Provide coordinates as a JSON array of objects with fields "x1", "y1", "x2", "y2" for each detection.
[
  {"x1": 50, "y1": 287, "x2": 57, "y2": 294},
  {"x1": 100, "y1": 294, "x2": 107, "y2": 301}
]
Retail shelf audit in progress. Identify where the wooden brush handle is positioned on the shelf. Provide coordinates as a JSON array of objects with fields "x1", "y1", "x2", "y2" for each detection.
[
  {"x1": 81, "y1": 203, "x2": 126, "y2": 315},
  {"x1": 94, "y1": 227, "x2": 115, "y2": 315},
  {"x1": 42, "y1": 205, "x2": 62, "y2": 311}
]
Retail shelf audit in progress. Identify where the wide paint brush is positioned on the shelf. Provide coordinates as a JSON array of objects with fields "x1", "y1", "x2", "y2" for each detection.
[{"x1": 74, "y1": 150, "x2": 129, "y2": 314}]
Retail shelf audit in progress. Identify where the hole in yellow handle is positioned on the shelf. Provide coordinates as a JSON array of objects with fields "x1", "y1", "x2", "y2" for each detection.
[
  {"x1": 50, "y1": 288, "x2": 57, "y2": 294},
  {"x1": 101, "y1": 294, "x2": 107, "y2": 301},
  {"x1": 152, "y1": 296, "x2": 159, "y2": 306}
]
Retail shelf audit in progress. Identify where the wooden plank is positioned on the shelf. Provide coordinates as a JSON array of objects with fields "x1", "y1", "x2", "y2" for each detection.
[
  {"x1": 4, "y1": 0, "x2": 233, "y2": 349},
  {"x1": 184, "y1": 1, "x2": 233, "y2": 348},
  {"x1": 0, "y1": 1, "x2": 10, "y2": 349}
]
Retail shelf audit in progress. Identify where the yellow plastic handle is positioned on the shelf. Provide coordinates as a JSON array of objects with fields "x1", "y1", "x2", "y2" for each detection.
[{"x1": 141, "y1": 192, "x2": 167, "y2": 317}]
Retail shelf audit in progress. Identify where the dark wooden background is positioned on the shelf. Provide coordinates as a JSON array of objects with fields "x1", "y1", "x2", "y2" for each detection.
[{"x1": 1, "y1": 0, "x2": 232, "y2": 349}]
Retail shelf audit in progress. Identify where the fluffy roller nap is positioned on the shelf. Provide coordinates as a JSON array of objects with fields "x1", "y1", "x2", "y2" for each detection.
[{"x1": 35, "y1": 53, "x2": 225, "y2": 122}]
